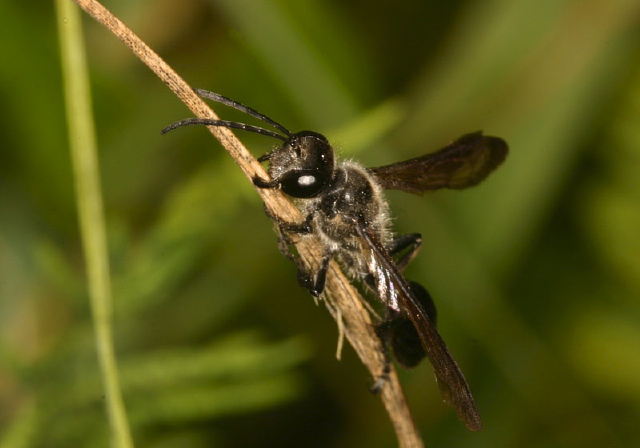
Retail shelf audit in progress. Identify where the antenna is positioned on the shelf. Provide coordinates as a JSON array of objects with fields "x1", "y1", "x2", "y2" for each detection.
[
  {"x1": 161, "y1": 89, "x2": 293, "y2": 142},
  {"x1": 195, "y1": 89, "x2": 291, "y2": 137},
  {"x1": 160, "y1": 118, "x2": 288, "y2": 141}
]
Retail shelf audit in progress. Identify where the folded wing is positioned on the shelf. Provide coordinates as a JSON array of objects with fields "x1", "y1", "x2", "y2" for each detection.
[{"x1": 355, "y1": 221, "x2": 482, "y2": 431}]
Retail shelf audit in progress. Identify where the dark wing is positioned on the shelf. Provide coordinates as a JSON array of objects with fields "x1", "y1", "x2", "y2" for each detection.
[
  {"x1": 369, "y1": 131, "x2": 508, "y2": 194},
  {"x1": 356, "y1": 221, "x2": 482, "y2": 431}
]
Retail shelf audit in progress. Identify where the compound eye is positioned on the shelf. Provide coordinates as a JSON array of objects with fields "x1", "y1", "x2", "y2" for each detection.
[{"x1": 279, "y1": 170, "x2": 328, "y2": 198}]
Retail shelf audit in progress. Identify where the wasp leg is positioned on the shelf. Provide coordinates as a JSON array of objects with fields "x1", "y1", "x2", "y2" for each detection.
[
  {"x1": 252, "y1": 175, "x2": 280, "y2": 189},
  {"x1": 296, "y1": 250, "x2": 334, "y2": 297},
  {"x1": 387, "y1": 233, "x2": 422, "y2": 272},
  {"x1": 262, "y1": 205, "x2": 311, "y2": 259},
  {"x1": 262, "y1": 206, "x2": 331, "y2": 297}
]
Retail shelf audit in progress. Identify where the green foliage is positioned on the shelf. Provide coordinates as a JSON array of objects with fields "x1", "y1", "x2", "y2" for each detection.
[{"x1": 2, "y1": 0, "x2": 640, "y2": 447}]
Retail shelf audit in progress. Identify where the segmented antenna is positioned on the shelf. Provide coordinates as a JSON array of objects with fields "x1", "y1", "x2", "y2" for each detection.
[
  {"x1": 160, "y1": 119, "x2": 288, "y2": 141},
  {"x1": 160, "y1": 89, "x2": 292, "y2": 142},
  {"x1": 195, "y1": 89, "x2": 291, "y2": 137}
]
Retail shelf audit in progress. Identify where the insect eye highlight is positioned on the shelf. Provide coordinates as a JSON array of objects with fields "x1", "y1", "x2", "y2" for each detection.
[
  {"x1": 279, "y1": 170, "x2": 328, "y2": 198},
  {"x1": 297, "y1": 174, "x2": 316, "y2": 186}
]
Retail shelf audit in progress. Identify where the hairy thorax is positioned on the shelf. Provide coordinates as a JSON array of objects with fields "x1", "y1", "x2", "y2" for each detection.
[{"x1": 299, "y1": 161, "x2": 392, "y2": 277}]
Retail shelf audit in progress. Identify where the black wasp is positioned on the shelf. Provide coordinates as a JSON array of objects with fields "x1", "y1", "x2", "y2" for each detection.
[{"x1": 162, "y1": 88, "x2": 508, "y2": 431}]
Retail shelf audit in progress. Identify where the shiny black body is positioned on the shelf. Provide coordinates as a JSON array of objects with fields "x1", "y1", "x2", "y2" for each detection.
[{"x1": 162, "y1": 88, "x2": 508, "y2": 431}]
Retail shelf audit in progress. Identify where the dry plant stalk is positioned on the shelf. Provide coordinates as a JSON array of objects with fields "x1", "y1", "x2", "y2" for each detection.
[{"x1": 71, "y1": 0, "x2": 424, "y2": 446}]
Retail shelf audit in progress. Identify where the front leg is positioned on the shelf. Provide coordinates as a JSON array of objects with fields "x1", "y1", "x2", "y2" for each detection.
[
  {"x1": 253, "y1": 175, "x2": 280, "y2": 190},
  {"x1": 262, "y1": 206, "x2": 331, "y2": 296},
  {"x1": 261, "y1": 205, "x2": 311, "y2": 259},
  {"x1": 297, "y1": 250, "x2": 334, "y2": 297},
  {"x1": 263, "y1": 205, "x2": 313, "y2": 237}
]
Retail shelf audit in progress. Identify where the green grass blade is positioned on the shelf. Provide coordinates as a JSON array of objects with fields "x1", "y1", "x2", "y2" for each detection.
[{"x1": 55, "y1": 1, "x2": 133, "y2": 446}]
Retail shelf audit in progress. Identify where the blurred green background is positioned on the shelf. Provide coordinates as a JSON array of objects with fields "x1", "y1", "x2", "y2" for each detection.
[{"x1": 2, "y1": 0, "x2": 640, "y2": 447}]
